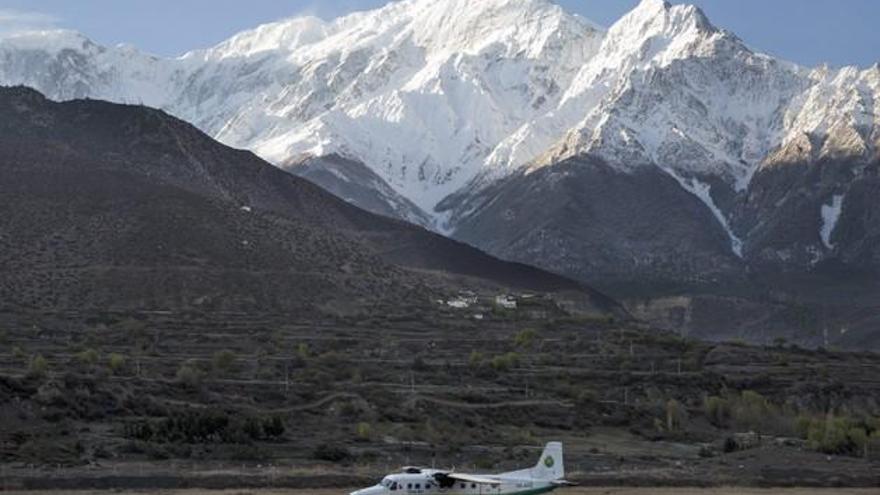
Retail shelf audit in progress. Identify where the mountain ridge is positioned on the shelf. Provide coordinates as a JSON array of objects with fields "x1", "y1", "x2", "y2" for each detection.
[{"x1": 0, "y1": 85, "x2": 621, "y2": 316}]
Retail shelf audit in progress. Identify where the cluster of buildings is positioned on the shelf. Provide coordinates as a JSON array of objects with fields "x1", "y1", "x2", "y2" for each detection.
[{"x1": 440, "y1": 291, "x2": 520, "y2": 311}]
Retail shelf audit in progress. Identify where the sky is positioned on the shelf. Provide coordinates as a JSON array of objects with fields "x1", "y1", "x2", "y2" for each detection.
[{"x1": 0, "y1": 0, "x2": 877, "y2": 68}]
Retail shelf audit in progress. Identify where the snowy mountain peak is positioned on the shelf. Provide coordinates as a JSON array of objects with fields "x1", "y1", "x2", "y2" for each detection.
[
  {"x1": 624, "y1": 0, "x2": 671, "y2": 24},
  {"x1": 399, "y1": 0, "x2": 600, "y2": 58},
  {"x1": 0, "y1": 29, "x2": 97, "y2": 55},
  {"x1": 187, "y1": 16, "x2": 330, "y2": 61},
  {"x1": 182, "y1": 0, "x2": 607, "y2": 219},
  {"x1": 0, "y1": 0, "x2": 877, "y2": 236},
  {"x1": 602, "y1": 0, "x2": 718, "y2": 65}
]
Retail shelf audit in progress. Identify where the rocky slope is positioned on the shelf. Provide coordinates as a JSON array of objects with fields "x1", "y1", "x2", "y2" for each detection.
[{"x1": 0, "y1": 86, "x2": 618, "y2": 316}]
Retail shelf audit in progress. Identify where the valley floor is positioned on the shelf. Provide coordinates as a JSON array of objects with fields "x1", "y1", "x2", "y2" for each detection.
[
  {"x1": 4, "y1": 489, "x2": 880, "y2": 495},
  {"x1": 2, "y1": 310, "x2": 878, "y2": 490}
]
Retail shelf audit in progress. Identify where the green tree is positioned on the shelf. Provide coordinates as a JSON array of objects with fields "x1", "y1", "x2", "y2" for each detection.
[
  {"x1": 806, "y1": 415, "x2": 853, "y2": 454},
  {"x1": 704, "y1": 396, "x2": 730, "y2": 427},
  {"x1": 733, "y1": 390, "x2": 771, "y2": 433},
  {"x1": 666, "y1": 399, "x2": 685, "y2": 432}
]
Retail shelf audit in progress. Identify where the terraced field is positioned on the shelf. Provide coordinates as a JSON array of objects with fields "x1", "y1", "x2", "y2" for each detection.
[{"x1": 1, "y1": 309, "x2": 879, "y2": 488}]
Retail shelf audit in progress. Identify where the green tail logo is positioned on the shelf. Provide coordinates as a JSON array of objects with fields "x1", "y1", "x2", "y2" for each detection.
[{"x1": 543, "y1": 456, "x2": 554, "y2": 468}]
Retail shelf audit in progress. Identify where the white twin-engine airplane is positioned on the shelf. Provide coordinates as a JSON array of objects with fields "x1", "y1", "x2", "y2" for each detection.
[{"x1": 351, "y1": 442, "x2": 574, "y2": 495}]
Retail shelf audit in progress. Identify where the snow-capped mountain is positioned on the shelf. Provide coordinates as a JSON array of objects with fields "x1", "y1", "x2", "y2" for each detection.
[
  {"x1": 3, "y1": 0, "x2": 873, "y2": 227},
  {"x1": 2, "y1": 0, "x2": 879, "y2": 326},
  {"x1": 1, "y1": 0, "x2": 604, "y2": 227}
]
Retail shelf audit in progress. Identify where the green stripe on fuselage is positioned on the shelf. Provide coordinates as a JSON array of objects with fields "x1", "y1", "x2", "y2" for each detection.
[{"x1": 503, "y1": 486, "x2": 557, "y2": 495}]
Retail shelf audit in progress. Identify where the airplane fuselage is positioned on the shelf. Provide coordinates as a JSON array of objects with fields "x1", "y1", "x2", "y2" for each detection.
[
  {"x1": 352, "y1": 471, "x2": 557, "y2": 495},
  {"x1": 351, "y1": 442, "x2": 568, "y2": 495}
]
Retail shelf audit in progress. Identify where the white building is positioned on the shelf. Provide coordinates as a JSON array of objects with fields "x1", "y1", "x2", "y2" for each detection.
[{"x1": 495, "y1": 295, "x2": 517, "y2": 309}]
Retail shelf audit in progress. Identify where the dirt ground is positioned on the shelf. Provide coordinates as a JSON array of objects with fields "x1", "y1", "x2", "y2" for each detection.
[{"x1": 4, "y1": 489, "x2": 880, "y2": 495}]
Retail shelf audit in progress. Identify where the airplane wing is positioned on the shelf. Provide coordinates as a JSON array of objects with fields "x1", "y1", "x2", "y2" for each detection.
[
  {"x1": 445, "y1": 473, "x2": 502, "y2": 486},
  {"x1": 550, "y1": 480, "x2": 578, "y2": 486}
]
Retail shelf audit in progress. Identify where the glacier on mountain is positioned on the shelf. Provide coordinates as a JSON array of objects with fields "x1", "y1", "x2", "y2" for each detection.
[{"x1": 820, "y1": 194, "x2": 845, "y2": 249}]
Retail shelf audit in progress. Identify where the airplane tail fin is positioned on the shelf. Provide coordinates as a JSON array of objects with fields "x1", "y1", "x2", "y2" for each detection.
[{"x1": 532, "y1": 442, "x2": 564, "y2": 480}]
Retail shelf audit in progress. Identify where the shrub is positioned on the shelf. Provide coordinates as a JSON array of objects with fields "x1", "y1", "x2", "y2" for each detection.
[
  {"x1": 176, "y1": 360, "x2": 203, "y2": 388},
  {"x1": 263, "y1": 415, "x2": 285, "y2": 438},
  {"x1": 666, "y1": 399, "x2": 685, "y2": 432},
  {"x1": 722, "y1": 437, "x2": 738, "y2": 453},
  {"x1": 313, "y1": 443, "x2": 350, "y2": 462},
  {"x1": 704, "y1": 396, "x2": 730, "y2": 427},
  {"x1": 412, "y1": 356, "x2": 429, "y2": 372},
  {"x1": 12, "y1": 346, "x2": 26, "y2": 361},
  {"x1": 296, "y1": 343, "x2": 310, "y2": 360},
  {"x1": 27, "y1": 354, "x2": 49, "y2": 379},
  {"x1": 75, "y1": 348, "x2": 100, "y2": 367},
  {"x1": 269, "y1": 329, "x2": 284, "y2": 351},
  {"x1": 230, "y1": 444, "x2": 268, "y2": 461},
  {"x1": 124, "y1": 411, "x2": 285, "y2": 444},
  {"x1": 468, "y1": 351, "x2": 484, "y2": 368},
  {"x1": 514, "y1": 329, "x2": 538, "y2": 348},
  {"x1": 802, "y1": 415, "x2": 878, "y2": 457},
  {"x1": 490, "y1": 352, "x2": 521, "y2": 372},
  {"x1": 212, "y1": 349, "x2": 237, "y2": 375},
  {"x1": 108, "y1": 353, "x2": 127, "y2": 374},
  {"x1": 795, "y1": 414, "x2": 813, "y2": 438},
  {"x1": 731, "y1": 390, "x2": 772, "y2": 433},
  {"x1": 849, "y1": 427, "x2": 869, "y2": 458},
  {"x1": 356, "y1": 421, "x2": 372, "y2": 441}
]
